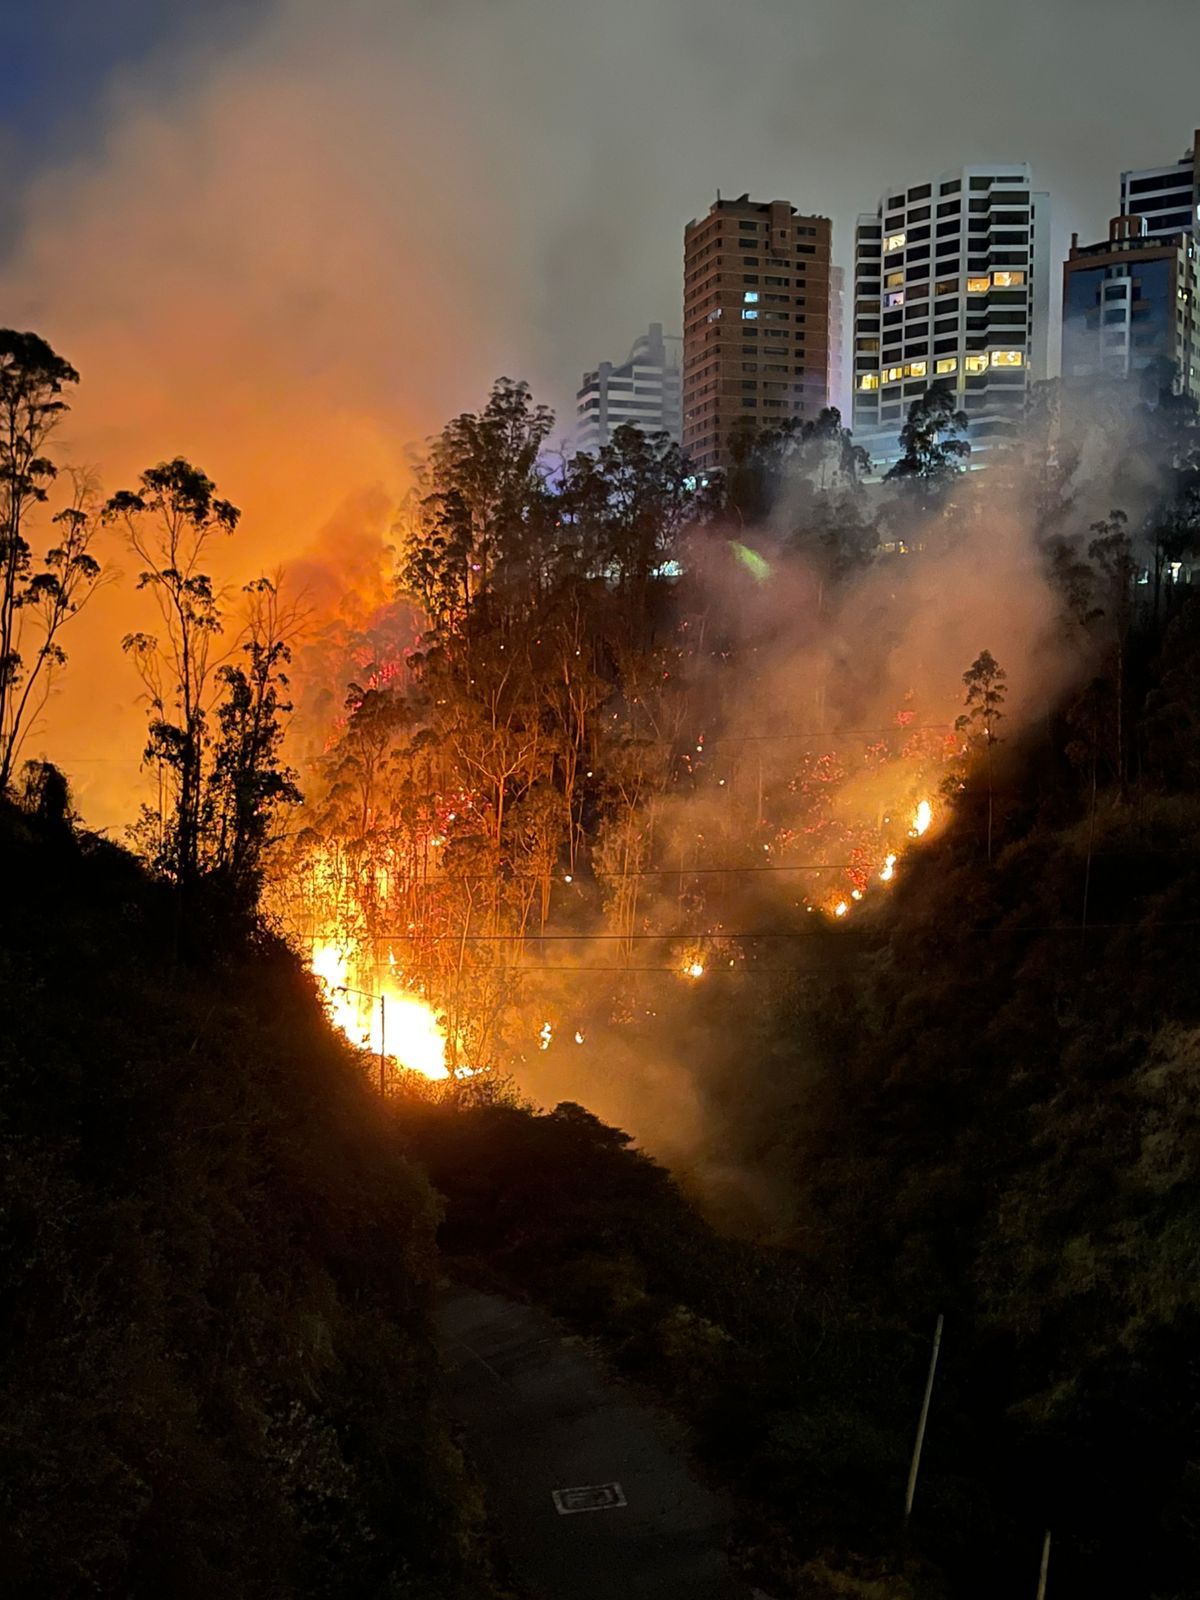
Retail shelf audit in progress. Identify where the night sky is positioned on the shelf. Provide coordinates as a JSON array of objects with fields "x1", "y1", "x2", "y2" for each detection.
[{"x1": 2, "y1": 0, "x2": 1198, "y2": 821}]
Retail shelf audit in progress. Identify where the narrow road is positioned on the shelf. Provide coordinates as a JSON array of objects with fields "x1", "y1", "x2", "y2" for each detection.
[{"x1": 437, "y1": 1285, "x2": 754, "y2": 1599}]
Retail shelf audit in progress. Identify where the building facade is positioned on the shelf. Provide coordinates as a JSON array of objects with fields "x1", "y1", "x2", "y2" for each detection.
[
  {"x1": 682, "y1": 194, "x2": 832, "y2": 472},
  {"x1": 1062, "y1": 217, "x2": 1198, "y2": 400},
  {"x1": 828, "y1": 264, "x2": 846, "y2": 415},
  {"x1": 1120, "y1": 132, "x2": 1199, "y2": 243},
  {"x1": 852, "y1": 164, "x2": 1050, "y2": 473},
  {"x1": 575, "y1": 322, "x2": 682, "y2": 454}
]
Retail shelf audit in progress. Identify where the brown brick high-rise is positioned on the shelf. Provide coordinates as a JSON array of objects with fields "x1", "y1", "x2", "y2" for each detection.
[{"x1": 683, "y1": 194, "x2": 832, "y2": 472}]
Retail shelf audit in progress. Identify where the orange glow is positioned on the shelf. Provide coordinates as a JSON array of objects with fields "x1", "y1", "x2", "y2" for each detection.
[
  {"x1": 911, "y1": 799, "x2": 933, "y2": 837},
  {"x1": 311, "y1": 939, "x2": 448, "y2": 1080},
  {"x1": 880, "y1": 852, "x2": 897, "y2": 882}
]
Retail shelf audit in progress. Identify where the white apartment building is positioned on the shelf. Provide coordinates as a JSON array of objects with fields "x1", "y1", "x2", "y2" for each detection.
[
  {"x1": 576, "y1": 323, "x2": 682, "y2": 453},
  {"x1": 851, "y1": 164, "x2": 1051, "y2": 473}
]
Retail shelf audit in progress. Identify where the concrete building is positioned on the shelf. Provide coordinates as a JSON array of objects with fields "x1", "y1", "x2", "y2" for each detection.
[
  {"x1": 682, "y1": 194, "x2": 832, "y2": 472},
  {"x1": 1062, "y1": 216, "x2": 1198, "y2": 401},
  {"x1": 851, "y1": 163, "x2": 1051, "y2": 473},
  {"x1": 575, "y1": 323, "x2": 682, "y2": 454},
  {"x1": 828, "y1": 264, "x2": 846, "y2": 415},
  {"x1": 1120, "y1": 132, "x2": 1200, "y2": 243}
]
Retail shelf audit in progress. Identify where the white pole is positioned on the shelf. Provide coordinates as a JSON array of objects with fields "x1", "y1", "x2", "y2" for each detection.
[
  {"x1": 903, "y1": 1312, "x2": 944, "y2": 1524},
  {"x1": 1035, "y1": 1529, "x2": 1051, "y2": 1600}
]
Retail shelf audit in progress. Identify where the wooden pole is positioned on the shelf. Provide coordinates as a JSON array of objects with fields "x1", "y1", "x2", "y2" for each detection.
[
  {"x1": 1035, "y1": 1529, "x2": 1051, "y2": 1600},
  {"x1": 903, "y1": 1313, "x2": 944, "y2": 1525}
]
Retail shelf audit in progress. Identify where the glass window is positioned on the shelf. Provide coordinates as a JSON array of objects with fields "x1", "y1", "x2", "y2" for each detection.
[
  {"x1": 990, "y1": 350, "x2": 1024, "y2": 367},
  {"x1": 964, "y1": 354, "x2": 989, "y2": 374},
  {"x1": 935, "y1": 356, "x2": 958, "y2": 374},
  {"x1": 743, "y1": 291, "x2": 759, "y2": 302},
  {"x1": 907, "y1": 360, "x2": 928, "y2": 378},
  {"x1": 885, "y1": 231, "x2": 907, "y2": 252},
  {"x1": 741, "y1": 309, "x2": 758, "y2": 320},
  {"x1": 940, "y1": 179, "x2": 962, "y2": 196},
  {"x1": 886, "y1": 270, "x2": 905, "y2": 288},
  {"x1": 885, "y1": 290, "x2": 905, "y2": 307},
  {"x1": 935, "y1": 279, "x2": 958, "y2": 295},
  {"x1": 857, "y1": 375, "x2": 879, "y2": 393},
  {"x1": 990, "y1": 270, "x2": 1026, "y2": 288},
  {"x1": 966, "y1": 276, "x2": 991, "y2": 294},
  {"x1": 885, "y1": 366, "x2": 904, "y2": 383}
]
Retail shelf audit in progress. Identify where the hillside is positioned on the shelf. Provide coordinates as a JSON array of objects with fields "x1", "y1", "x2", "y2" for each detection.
[{"x1": 0, "y1": 792, "x2": 505, "y2": 1599}]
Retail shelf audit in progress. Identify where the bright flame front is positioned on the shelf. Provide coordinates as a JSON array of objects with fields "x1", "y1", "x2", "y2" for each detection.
[{"x1": 311, "y1": 941, "x2": 449, "y2": 1081}]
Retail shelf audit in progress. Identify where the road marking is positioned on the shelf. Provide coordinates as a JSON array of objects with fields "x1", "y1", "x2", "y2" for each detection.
[{"x1": 552, "y1": 1482, "x2": 627, "y2": 1515}]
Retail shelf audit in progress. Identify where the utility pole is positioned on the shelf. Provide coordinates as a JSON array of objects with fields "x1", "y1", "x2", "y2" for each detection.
[
  {"x1": 904, "y1": 1312, "x2": 944, "y2": 1526},
  {"x1": 1035, "y1": 1529, "x2": 1051, "y2": 1600},
  {"x1": 379, "y1": 993, "x2": 386, "y2": 1096}
]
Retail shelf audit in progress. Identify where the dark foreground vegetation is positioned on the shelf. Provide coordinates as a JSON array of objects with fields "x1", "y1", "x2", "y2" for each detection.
[{"x1": 0, "y1": 789, "x2": 508, "y2": 1600}]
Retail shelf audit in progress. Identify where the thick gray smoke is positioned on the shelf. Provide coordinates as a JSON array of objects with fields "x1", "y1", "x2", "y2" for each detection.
[{"x1": 0, "y1": 0, "x2": 1193, "y2": 824}]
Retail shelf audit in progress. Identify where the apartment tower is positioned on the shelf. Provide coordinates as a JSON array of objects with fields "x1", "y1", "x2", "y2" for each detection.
[
  {"x1": 1120, "y1": 132, "x2": 1200, "y2": 243},
  {"x1": 1062, "y1": 215, "x2": 1198, "y2": 399},
  {"x1": 683, "y1": 194, "x2": 832, "y2": 472},
  {"x1": 576, "y1": 323, "x2": 683, "y2": 454},
  {"x1": 852, "y1": 164, "x2": 1050, "y2": 472}
]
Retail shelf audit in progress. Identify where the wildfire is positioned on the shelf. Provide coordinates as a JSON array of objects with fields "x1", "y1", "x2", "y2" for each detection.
[
  {"x1": 539, "y1": 1020, "x2": 552, "y2": 1050},
  {"x1": 311, "y1": 940, "x2": 449, "y2": 1081},
  {"x1": 911, "y1": 799, "x2": 933, "y2": 837},
  {"x1": 880, "y1": 852, "x2": 897, "y2": 883}
]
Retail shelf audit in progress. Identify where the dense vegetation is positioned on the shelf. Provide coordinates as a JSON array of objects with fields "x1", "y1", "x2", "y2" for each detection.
[
  {"x1": 0, "y1": 786, "x2": 506, "y2": 1599},
  {"x1": 6, "y1": 319, "x2": 1200, "y2": 1597}
]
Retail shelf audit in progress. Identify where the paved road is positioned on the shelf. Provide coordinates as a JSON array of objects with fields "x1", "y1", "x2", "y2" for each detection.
[{"x1": 437, "y1": 1285, "x2": 754, "y2": 1600}]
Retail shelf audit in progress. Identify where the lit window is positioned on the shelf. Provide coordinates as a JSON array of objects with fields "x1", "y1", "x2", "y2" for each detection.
[
  {"x1": 858, "y1": 374, "x2": 879, "y2": 392},
  {"x1": 885, "y1": 232, "x2": 907, "y2": 252},
  {"x1": 966, "y1": 276, "x2": 990, "y2": 294},
  {"x1": 907, "y1": 360, "x2": 927, "y2": 378},
  {"x1": 935, "y1": 356, "x2": 958, "y2": 374},
  {"x1": 743, "y1": 291, "x2": 759, "y2": 303},
  {"x1": 885, "y1": 290, "x2": 905, "y2": 308},
  {"x1": 885, "y1": 366, "x2": 904, "y2": 383},
  {"x1": 741, "y1": 309, "x2": 758, "y2": 320},
  {"x1": 990, "y1": 349, "x2": 1024, "y2": 367},
  {"x1": 990, "y1": 270, "x2": 1025, "y2": 288},
  {"x1": 706, "y1": 309, "x2": 722, "y2": 323},
  {"x1": 886, "y1": 270, "x2": 905, "y2": 289},
  {"x1": 964, "y1": 354, "x2": 989, "y2": 374}
]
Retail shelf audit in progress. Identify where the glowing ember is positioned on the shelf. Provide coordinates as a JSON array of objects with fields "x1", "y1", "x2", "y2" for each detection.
[
  {"x1": 311, "y1": 940, "x2": 448, "y2": 1080},
  {"x1": 880, "y1": 853, "x2": 897, "y2": 882},
  {"x1": 833, "y1": 901, "x2": 849, "y2": 918},
  {"x1": 684, "y1": 960, "x2": 705, "y2": 980},
  {"x1": 539, "y1": 1021, "x2": 552, "y2": 1050},
  {"x1": 574, "y1": 1030, "x2": 585, "y2": 1045},
  {"x1": 911, "y1": 799, "x2": 933, "y2": 837}
]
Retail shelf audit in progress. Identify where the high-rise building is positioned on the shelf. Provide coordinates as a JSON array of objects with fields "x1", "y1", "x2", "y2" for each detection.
[
  {"x1": 575, "y1": 322, "x2": 682, "y2": 454},
  {"x1": 828, "y1": 264, "x2": 846, "y2": 415},
  {"x1": 1120, "y1": 132, "x2": 1199, "y2": 243},
  {"x1": 682, "y1": 194, "x2": 832, "y2": 472},
  {"x1": 1062, "y1": 217, "x2": 1199, "y2": 400},
  {"x1": 852, "y1": 164, "x2": 1051, "y2": 473}
]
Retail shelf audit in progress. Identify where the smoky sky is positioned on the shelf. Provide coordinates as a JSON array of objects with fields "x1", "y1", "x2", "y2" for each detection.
[
  {"x1": 0, "y1": 0, "x2": 1196, "y2": 825},
  {"x1": 4, "y1": 0, "x2": 1198, "y2": 411}
]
